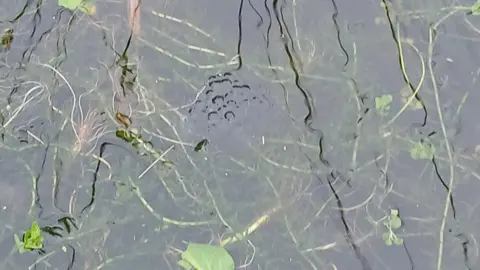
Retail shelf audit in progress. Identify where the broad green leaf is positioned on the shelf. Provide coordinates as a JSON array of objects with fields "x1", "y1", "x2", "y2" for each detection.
[
  {"x1": 179, "y1": 243, "x2": 234, "y2": 270},
  {"x1": 409, "y1": 142, "x2": 435, "y2": 160},
  {"x1": 58, "y1": 0, "x2": 96, "y2": 16},
  {"x1": 389, "y1": 216, "x2": 402, "y2": 229}
]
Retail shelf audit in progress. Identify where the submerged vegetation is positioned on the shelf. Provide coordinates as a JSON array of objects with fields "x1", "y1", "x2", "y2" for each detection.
[{"x1": 1, "y1": 0, "x2": 480, "y2": 269}]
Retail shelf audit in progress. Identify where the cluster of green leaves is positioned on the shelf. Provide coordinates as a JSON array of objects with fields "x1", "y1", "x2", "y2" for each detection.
[
  {"x1": 382, "y1": 209, "x2": 403, "y2": 246},
  {"x1": 178, "y1": 243, "x2": 234, "y2": 270},
  {"x1": 14, "y1": 221, "x2": 44, "y2": 253}
]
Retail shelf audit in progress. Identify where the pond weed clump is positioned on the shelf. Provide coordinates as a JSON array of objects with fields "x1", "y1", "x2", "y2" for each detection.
[{"x1": 72, "y1": 105, "x2": 107, "y2": 155}]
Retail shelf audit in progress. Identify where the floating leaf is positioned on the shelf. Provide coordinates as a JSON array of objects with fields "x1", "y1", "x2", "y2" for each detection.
[
  {"x1": 58, "y1": 0, "x2": 96, "y2": 15},
  {"x1": 178, "y1": 243, "x2": 234, "y2": 270},
  {"x1": 409, "y1": 141, "x2": 435, "y2": 160},
  {"x1": 375, "y1": 94, "x2": 393, "y2": 116}
]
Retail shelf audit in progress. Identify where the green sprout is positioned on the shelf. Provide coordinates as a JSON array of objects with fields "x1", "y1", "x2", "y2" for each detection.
[
  {"x1": 381, "y1": 209, "x2": 403, "y2": 246},
  {"x1": 14, "y1": 221, "x2": 44, "y2": 253}
]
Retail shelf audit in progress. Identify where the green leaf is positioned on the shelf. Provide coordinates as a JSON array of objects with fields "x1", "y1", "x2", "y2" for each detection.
[
  {"x1": 58, "y1": 0, "x2": 96, "y2": 15},
  {"x1": 471, "y1": 2, "x2": 480, "y2": 15},
  {"x1": 385, "y1": 237, "x2": 392, "y2": 246},
  {"x1": 389, "y1": 216, "x2": 402, "y2": 229},
  {"x1": 179, "y1": 243, "x2": 235, "y2": 270},
  {"x1": 116, "y1": 129, "x2": 134, "y2": 142},
  {"x1": 194, "y1": 139, "x2": 209, "y2": 152},
  {"x1": 22, "y1": 221, "x2": 43, "y2": 251},
  {"x1": 375, "y1": 94, "x2": 393, "y2": 116},
  {"x1": 16, "y1": 221, "x2": 44, "y2": 253},
  {"x1": 382, "y1": 232, "x2": 390, "y2": 241},
  {"x1": 14, "y1": 234, "x2": 26, "y2": 254},
  {"x1": 409, "y1": 141, "x2": 435, "y2": 160},
  {"x1": 394, "y1": 237, "x2": 404, "y2": 245}
]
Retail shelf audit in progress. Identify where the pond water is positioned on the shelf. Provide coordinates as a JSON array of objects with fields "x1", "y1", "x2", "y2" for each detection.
[{"x1": 1, "y1": 0, "x2": 480, "y2": 269}]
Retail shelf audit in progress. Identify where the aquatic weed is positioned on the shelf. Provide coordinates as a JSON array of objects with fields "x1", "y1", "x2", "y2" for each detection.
[{"x1": 72, "y1": 103, "x2": 107, "y2": 155}]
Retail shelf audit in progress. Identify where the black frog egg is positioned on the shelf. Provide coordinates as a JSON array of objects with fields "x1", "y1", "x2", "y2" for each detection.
[
  {"x1": 207, "y1": 111, "x2": 220, "y2": 121},
  {"x1": 224, "y1": 111, "x2": 235, "y2": 121},
  {"x1": 212, "y1": 95, "x2": 224, "y2": 104}
]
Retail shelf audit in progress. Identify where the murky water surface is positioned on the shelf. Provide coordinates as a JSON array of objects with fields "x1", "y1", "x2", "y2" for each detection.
[{"x1": 1, "y1": 0, "x2": 480, "y2": 269}]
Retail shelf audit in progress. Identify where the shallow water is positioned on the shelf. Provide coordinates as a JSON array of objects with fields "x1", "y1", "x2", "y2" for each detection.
[{"x1": 2, "y1": 0, "x2": 480, "y2": 269}]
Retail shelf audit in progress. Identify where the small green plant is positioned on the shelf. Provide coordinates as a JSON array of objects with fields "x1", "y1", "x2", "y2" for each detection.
[
  {"x1": 375, "y1": 94, "x2": 393, "y2": 116},
  {"x1": 177, "y1": 243, "x2": 234, "y2": 270},
  {"x1": 14, "y1": 221, "x2": 44, "y2": 253},
  {"x1": 381, "y1": 209, "x2": 403, "y2": 246},
  {"x1": 409, "y1": 141, "x2": 435, "y2": 160},
  {"x1": 400, "y1": 86, "x2": 423, "y2": 110}
]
